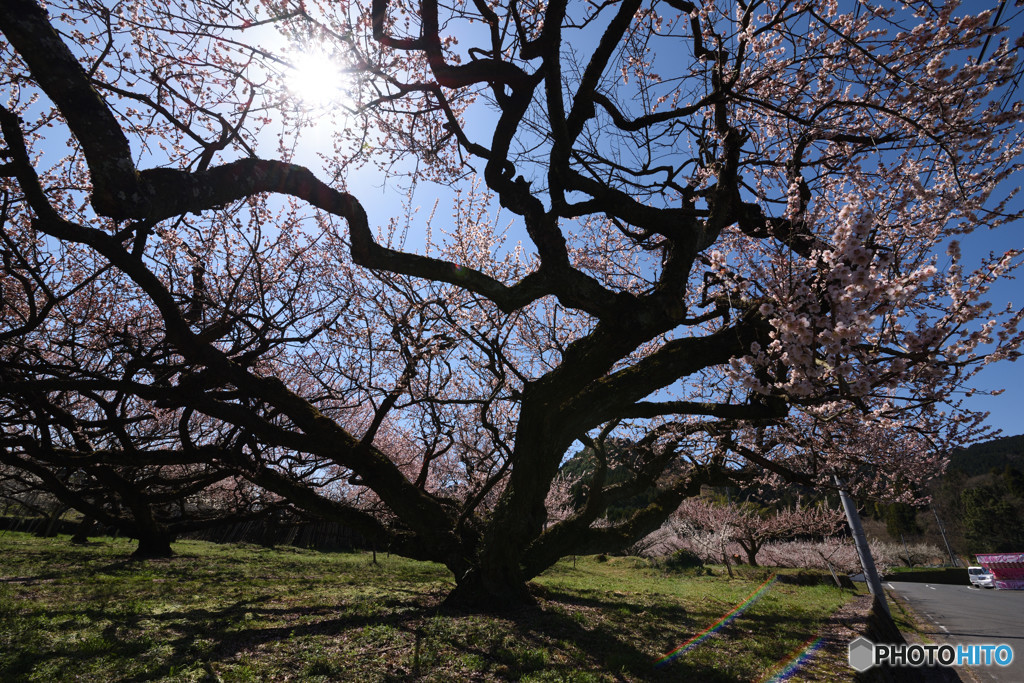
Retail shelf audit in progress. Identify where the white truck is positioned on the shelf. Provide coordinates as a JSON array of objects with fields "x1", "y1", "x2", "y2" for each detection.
[{"x1": 968, "y1": 565, "x2": 995, "y2": 589}]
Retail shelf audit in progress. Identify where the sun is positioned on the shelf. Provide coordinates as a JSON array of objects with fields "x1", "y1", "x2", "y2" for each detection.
[{"x1": 286, "y1": 47, "x2": 348, "y2": 110}]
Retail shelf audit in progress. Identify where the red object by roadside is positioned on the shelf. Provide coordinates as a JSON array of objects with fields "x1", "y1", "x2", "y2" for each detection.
[{"x1": 976, "y1": 554, "x2": 1024, "y2": 590}]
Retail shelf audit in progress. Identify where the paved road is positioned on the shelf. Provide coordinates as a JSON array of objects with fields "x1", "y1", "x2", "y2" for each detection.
[{"x1": 886, "y1": 581, "x2": 1024, "y2": 682}]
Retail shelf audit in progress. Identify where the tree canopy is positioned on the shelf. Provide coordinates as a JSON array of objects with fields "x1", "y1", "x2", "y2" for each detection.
[{"x1": 1, "y1": 0, "x2": 1022, "y2": 605}]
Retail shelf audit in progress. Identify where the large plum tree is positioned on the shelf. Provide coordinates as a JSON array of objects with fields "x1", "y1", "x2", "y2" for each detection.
[{"x1": 1, "y1": 0, "x2": 1022, "y2": 606}]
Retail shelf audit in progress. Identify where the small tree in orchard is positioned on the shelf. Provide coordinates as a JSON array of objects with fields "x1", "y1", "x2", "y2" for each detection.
[
  {"x1": 669, "y1": 496, "x2": 844, "y2": 568},
  {"x1": 1, "y1": 0, "x2": 1022, "y2": 606},
  {"x1": 0, "y1": 378, "x2": 293, "y2": 557},
  {"x1": 671, "y1": 496, "x2": 742, "y2": 576}
]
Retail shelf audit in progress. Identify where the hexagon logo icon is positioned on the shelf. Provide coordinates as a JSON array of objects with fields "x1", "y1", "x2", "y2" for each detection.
[{"x1": 848, "y1": 637, "x2": 875, "y2": 672}]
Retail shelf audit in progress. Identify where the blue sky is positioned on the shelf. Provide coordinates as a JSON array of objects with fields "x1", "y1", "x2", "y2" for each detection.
[{"x1": 957, "y1": 220, "x2": 1024, "y2": 438}]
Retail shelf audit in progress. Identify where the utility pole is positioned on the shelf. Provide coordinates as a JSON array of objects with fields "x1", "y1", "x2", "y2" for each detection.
[
  {"x1": 835, "y1": 476, "x2": 890, "y2": 616},
  {"x1": 931, "y1": 503, "x2": 959, "y2": 567}
]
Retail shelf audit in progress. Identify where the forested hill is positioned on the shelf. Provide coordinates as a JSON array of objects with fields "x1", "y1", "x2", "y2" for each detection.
[{"x1": 949, "y1": 434, "x2": 1024, "y2": 477}]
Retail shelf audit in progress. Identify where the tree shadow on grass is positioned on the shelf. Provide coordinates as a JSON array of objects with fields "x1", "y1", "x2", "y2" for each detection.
[
  {"x1": 5, "y1": 576, "x2": 830, "y2": 682},
  {"x1": 7, "y1": 595, "x2": 441, "y2": 682},
  {"x1": 8, "y1": 592, "x2": 722, "y2": 681},
  {"x1": 424, "y1": 585, "x2": 793, "y2": 682}
]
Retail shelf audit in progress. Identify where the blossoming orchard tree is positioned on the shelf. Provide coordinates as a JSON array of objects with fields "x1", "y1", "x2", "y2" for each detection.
[
  {"x1": 1, "y1": 0, "x2": 1022, "y2": 605},
  {"x1": 671, "y1": 496, "x2": 845, "y2": 568}
]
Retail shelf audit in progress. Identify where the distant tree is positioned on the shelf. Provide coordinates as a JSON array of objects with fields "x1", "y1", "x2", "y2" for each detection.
[
  {"x1": 961, "y1": 480, "x2": 1024, "y2": 553},
  {"x1": 672, "y1": 496, "x2": 844, "y2": 567},
  {"x1": 0, "y1": 340, "x2": 292, "y2": 557},
  {"x1": 0, "y1": 467, "x2": 67, "y2": 536},
  {"x1": 878, "y1": 502, "x2": 922, "y2": 541},
  {"x1": 1, "y1": 0, "x2": 1022, "y2": 606},
  {"x1": 758, "y1": 538, "x2": 944, "y2": 575},
  {"x1": 1, "y1": 434, "x2": 290, "y2": 558},
  {"x1": 1000, "y1": 466, "x2": 1024, "y2": 498}
]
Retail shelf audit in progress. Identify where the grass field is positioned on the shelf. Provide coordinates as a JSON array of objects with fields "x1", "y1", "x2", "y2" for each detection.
[{"x1": 0, "y1": 532, "x2": 860, "y2": 681}]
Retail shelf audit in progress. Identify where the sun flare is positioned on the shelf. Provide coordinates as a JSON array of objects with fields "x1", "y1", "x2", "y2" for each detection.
[{"x1": 286, "y1": 48, "x2": 348, "y2": 110}]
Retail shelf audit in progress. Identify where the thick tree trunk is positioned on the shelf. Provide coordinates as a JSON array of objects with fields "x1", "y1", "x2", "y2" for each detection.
[
  {"x1": 440, "y1": 420, "x2": 563, "y2": 610},
  {"x1": 131, "y1": 533, "x2": 174, "y2": 559},
  {"x1": 444, "y1": 562, "x2": 535, "y2": 610},
  {"x1": 438, "y1": 528, "x2": 541, "y2": 610}
]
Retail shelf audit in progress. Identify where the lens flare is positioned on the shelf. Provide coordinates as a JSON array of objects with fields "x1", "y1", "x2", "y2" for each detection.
[
  {"x1": 286, "y1": 48, "x2": 347, "y2": 109},
  {"x1": 655, "y1": 575, "x2": 777, "y2": 667}
]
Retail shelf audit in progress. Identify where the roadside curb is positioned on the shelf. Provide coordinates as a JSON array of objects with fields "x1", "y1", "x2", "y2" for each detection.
[{"x1": 808, "y1": 593, "x2": 962, "y2": 682}]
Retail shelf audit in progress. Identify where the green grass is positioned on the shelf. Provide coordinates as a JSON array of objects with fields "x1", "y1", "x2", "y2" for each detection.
[{"x1": 0, "y1": 532, "x2": 857, "y2": 681}]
